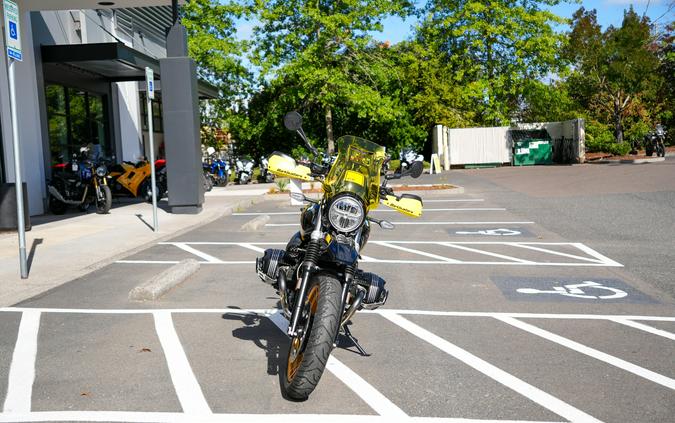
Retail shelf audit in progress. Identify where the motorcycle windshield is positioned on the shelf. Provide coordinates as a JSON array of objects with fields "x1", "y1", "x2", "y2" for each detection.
[{"x1": 323, "y1": 135, "x2": 386, "y2": 210}]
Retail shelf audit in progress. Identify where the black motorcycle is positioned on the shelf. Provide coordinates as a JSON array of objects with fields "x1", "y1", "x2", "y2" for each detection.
[
  {"x1": 47, "y1": 147, "x2": 112, "y2": 215},
  {"x1": 256, "y1": 111, "x2": 424, "y2": 400},
  {"x1": 644, "y1": 125, "x2": 666, "y2": 157}
]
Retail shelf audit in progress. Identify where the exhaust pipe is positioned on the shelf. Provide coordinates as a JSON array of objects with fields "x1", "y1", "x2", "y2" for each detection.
[
  {"x1": 48, "y1": 185, "x2": 87, "y2": 205},
  {"x1": 341, "y1": 287, "x2": 365, "y2": 327}
]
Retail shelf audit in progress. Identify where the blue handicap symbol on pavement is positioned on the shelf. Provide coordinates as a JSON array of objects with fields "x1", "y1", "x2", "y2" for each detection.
[{"x1": 9, "y1": 21, "x2": 18, "y2": 40}]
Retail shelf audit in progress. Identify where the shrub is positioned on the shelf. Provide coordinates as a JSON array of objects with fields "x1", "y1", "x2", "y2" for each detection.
[{"x1": 607, "y1": 142, "x2": 631, "y2": 156}]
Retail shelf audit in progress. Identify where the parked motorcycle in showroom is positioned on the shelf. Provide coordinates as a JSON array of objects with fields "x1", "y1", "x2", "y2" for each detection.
[
  {"x1": 47, "y1": 146, "x2": 112, "y2": 215},
  {"x1": 255, "y1": 111, "x2": 424, "y2": 400},
  {"x1": 644, "y1": 124, "x2": 667, "y2": 157}
]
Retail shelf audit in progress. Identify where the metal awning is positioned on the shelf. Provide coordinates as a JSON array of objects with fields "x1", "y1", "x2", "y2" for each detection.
[{"x1": 41, "y1": 42, "x2": 218, "y2": 99}]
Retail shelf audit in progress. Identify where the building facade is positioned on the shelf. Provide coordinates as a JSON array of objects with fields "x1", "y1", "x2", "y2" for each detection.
[{"x1": 0, "y1": 1, "x2": 191, "y2": 216}]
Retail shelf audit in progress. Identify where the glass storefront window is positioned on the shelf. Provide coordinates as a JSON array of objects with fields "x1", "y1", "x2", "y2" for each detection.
[
  {"x1": 140, "y1": 92, "x2": 163, "y2": 133},
  {"x1": 46, "y1": 84, "x2": 111, "y2": 165}
]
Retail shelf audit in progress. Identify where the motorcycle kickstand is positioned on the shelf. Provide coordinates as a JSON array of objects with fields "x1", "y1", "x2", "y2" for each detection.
[{"x1": 342, "y1": 325, "x2": 371, "y2": 357}]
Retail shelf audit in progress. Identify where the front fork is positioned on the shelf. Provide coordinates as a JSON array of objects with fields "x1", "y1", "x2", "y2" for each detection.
[{"x1": 288, "y1": 204, "x2": 323, "y2": 337}]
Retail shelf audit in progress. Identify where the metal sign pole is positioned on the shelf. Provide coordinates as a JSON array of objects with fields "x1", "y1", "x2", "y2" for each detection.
[
  {"x1": 8, "y1": 59, "x2": 27, "y2": 278},
  {"x1": 4, "y1": 0, "x2": 27, "y2": 278},
  {"x1": 145, "y1": 67, "x2": 158, "y2": 232}
]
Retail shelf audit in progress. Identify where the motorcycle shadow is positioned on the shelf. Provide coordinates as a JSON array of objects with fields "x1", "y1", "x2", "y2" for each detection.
[{"x1": 222, "y1": 308, "x2": 289, "y2": 398}]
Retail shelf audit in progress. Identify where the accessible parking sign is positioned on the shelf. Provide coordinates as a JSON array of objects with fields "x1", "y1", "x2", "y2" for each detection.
[{"x1": 3, "y1": 0, "x2": 21, "y2": 61}]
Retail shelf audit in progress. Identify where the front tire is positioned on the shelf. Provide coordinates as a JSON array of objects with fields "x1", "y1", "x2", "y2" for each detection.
[
  {"x1": 96, "y1": 185, "x2": 112, "y2": 214},
  {"x1": 282, "y1": 274, "x2": 341, "y2": 401}
]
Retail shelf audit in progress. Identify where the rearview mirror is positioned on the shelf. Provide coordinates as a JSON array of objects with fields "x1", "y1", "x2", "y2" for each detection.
[
  {"x1": 409, "y1": 161, "x2": 424, "y2": 178},
  {"x1": 284, "y1": 111, "x2": 303, "y2": 131}
]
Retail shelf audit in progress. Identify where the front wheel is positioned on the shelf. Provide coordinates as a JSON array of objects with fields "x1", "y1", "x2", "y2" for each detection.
[
  {"x1": 657, "y1": 143, "x2": 665, "y2": 157},
  {"x1": 96, "y1": 185, "x2": 112, "y2": 214},
  {"x1": 282, "y1": 274, "x2": 341, "y2": 401}
]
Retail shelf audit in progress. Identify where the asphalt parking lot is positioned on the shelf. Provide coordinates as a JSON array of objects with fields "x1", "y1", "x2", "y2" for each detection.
[{"x1": 1, "y1": 161, "x2": 674, "y2": 423}]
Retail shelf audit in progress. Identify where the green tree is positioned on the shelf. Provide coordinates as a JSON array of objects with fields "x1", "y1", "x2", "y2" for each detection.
[
  {"x1": 417, "y1": 0, "x2": 566, "y2": 125},
  {"x1": 250, "y1": 0, "x2": 413, "y2": 153},
  {"x1": 565, "y1": 7, "x2": 662, "y2": 143},
  {"x1": 181, "y1": 0, "x2": 251, "y2": 147}
]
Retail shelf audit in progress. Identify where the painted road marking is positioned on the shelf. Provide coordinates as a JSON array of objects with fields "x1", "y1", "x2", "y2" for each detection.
[
  {"x1": 423, "y1": 199, "x2": 485, "y2": 202},
  {"x1": 456, "y1": 229, "x2": 522, "y2": 236},
  {"x1": 0, "y1": 411, "x2": 566, "y2": 423},
  {"x1": 380, "y1": 312, "x2": 603, "y2": 423},
  {"x1": 117, "y1": 241, "x2": 622, "y2": 267},
  {"x1": 608, "y1": 318, "x2": 675, "y2": 341},
  {"x1": 496, "y1": 316, "x2": 675, "y2": 391},
  {"x1": 267, "y1": 311, "x2": 408, "y2": 418},
  {"x1": 440, "y1": 242, "x2": 535, "y2": 264},
  {"x1": 2, "y1": 310, "x2": 40, "y2": 413},
  {"x1": 235, "y1": 208, "x2": 507, "y2": 216},
  {"x1": 172, "y1": 242, "x2": 222, "y2": 264},
  {"x1": 493, "y1": 277, "x2": 654, "y2": 304},
  {"x1": 372, "y1": 241, "x2": 461, "y2": 263},
  {"x1": 516, "y1": 281, "x2": 628, "y2": 300},
  {"x1": 266, "y1": 221, "x2": 536, "y2": 227},
  {"x1": 2, "y1": 307, "x2": 673, "y2": 422},
  {"x1": 153, "y1": 311, "x2": 212, "y2": 415}
]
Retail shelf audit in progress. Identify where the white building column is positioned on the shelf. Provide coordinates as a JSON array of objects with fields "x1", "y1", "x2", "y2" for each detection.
[
  {"x1": 0, "y1": 4, "x2": 46, "y2": 215},
  {"x1": 115, "y1": 81, "x2": 143, "y2": 162}
]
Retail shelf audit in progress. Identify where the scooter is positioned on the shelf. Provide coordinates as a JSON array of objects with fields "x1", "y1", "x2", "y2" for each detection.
[
  {"x1": 258, "y1": 156, "x2": 275, "y2": 183},
  {"x1": 235, "y1": 157, "x2": 254, "y2": 184}
]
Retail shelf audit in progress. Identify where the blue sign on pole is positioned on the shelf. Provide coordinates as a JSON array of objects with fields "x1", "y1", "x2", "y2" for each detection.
[{"x1": 4, "y1": 0, "x2": 22, "y2": 61}]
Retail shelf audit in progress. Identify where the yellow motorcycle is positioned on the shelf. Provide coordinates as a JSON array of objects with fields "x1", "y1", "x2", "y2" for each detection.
[
  {"x1": 256, "y1": 111, "x2": 423, "y2": 400},
  {"x1": 109, "y1": 159, "x2": 166, "y2": 202}
]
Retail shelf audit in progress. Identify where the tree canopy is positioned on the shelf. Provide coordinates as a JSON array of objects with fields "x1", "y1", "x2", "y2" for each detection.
[{"x1": 183, "y1": 1, "x2": 674, "y2": 155}]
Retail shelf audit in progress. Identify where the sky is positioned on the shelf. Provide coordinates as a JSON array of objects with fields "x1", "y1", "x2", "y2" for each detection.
[{"x1": 374, "y1": 0, "x2": 674, "y2": 44}]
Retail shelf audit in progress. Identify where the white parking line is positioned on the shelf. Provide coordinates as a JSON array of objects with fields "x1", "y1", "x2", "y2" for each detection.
[
  {"x1": 118, "y1": 241, "x2": 622, "y2": 267},
  {"x1": 2, "y1": 310, "x2": 41, "y2": 413},
  {"x1": 153, "y1": 311, "x2": 212, "y2": 415},
  {"x1": 440, "y1": 243, "x2": 535, "y2": 264},
  {"x1": 266, "y1": 222, "x2": 535, "y2": 227},
  {"x1": 266, "y1": 311, "x2": 408, "y2": 418},
  {"x1": 496, "y1": 316, "x2": 675, "y2": 391},
  {"x1": 423, "y1": 199, "x2": 485, "y2": 203},
  {"x1": 609, "y1": 318, "x2": 675, "y2": 341},
  {"x1": 0, "y1": 411, "x2": 566, "y2": 423},
  {"x1": 235, "y1": 208, "x2": 506, "y2": 216},
  {"x1": 372, "y1": 241, "x2": 461, "y2": 263},
  {"x1": 380, "y1": 312, "x2": 603, "y2": 423},
  {"x1": 172, "y1": 243, "x2": 222, "y2": 264}
]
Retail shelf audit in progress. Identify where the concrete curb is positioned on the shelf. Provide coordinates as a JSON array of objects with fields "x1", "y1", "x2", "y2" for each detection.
[
  {"x1": 5, "y1": 195, "x2": 268, "y2": 307},
  {"x1": 128, "y1": 259, "x2": 200, "y2": 301},
  {"x1": 241, "y1": 214, "x2": 270, "y2": 231}
]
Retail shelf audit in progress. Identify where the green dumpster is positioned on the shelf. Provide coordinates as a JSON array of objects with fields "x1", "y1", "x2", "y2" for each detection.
[{"x1": 513, "y1": 138, "x2": 552, "y2": 166}]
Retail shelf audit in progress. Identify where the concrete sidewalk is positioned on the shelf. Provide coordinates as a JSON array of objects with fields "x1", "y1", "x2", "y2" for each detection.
[{"x1": 0, "y1": 185, "x2": 276, "y2": 307}]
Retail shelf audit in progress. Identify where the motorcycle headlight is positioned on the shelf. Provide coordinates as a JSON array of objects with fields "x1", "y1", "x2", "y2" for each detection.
[
  {"x1": 96, "y1": 165, "x2": 107, "y2": 177},
  {"x1": 328, "y1": 195, "x2": 365, "y2": 233}
]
